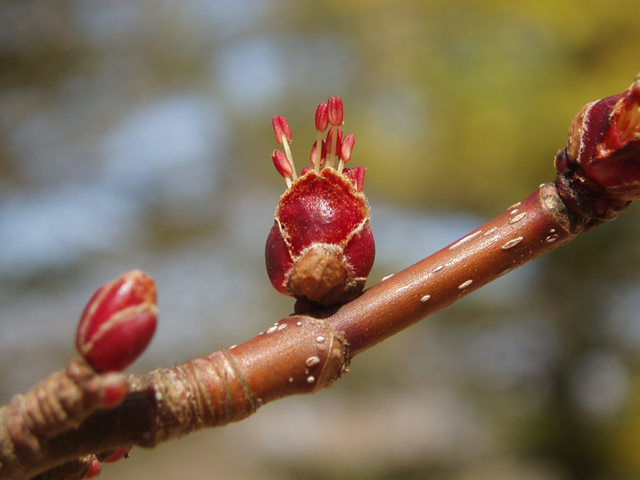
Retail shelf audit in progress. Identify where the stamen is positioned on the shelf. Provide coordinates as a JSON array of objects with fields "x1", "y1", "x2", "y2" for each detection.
[
  {"x1": 326, "y1": 126, "x2": 343, "y2": 169},
  {"x1": 272, "y1": 115, "x2": 292, "y2": 145},
  {"x1": 327, "y1": 96, "x2": 343, "y2": 126},
  {"x1": 310, "y1": 140, "x2": 327, "y2": 168},
  {"x1": 282, "y1": 137, "x2": 298, "y2": 180},
  {"x1": 344, "y1": 166, "x2": 366, "y2": 191},
  {"x1": 314, "y1": 102, "x2": 329, "y2": 171},
  {"x1": 338, "y1": 133, "x2": 355, "y2": 174},
  {"x1": 272, "y1": 149, "x2": 293, "y2": 188}
]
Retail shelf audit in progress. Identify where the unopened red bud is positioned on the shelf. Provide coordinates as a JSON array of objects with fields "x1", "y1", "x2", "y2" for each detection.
[
  {"x1": 272, "y1": 149, "x2": 294, "y2": 178},
  {"x1": 315, "y1": 102, "x2": 329, "y2": 132},
  {"x1": 76, "y1": 270, "x2": 158, "y2": 373},
  {"x1": 340, "y1": 133, "x2": 356, "y2": 163},
  {"x1": 310, "y1": 140, "x2": 327, "y2": 167},
  {"x1": 326, "y1": 127, "x2": 343, "y2": 154},
  {"x1": 327, "y1": 96, "x2": 344, "y2": 126},
  {"x1": 272, "y1": 115, "x2": 292, "y2": 145}
]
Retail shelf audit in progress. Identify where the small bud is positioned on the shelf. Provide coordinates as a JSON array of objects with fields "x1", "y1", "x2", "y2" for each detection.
[
  {"x1": 327, "y1": 96, "x2": 344, "y2": 126},
  {"x1": 272, "y1": 149, "x2": 294, "y2": 178},
  {"x1": 76, "y1": 271, "x2": 158, "y2": 373},
  {"x1": 315, "y1": 102, "x2": 329, "y2": 132},
  {"x1": 340, "y1": 133, "x2": 356, "y2": 163},
  {"x1": 272, "y1": 115, "x2": 292, "y2": 145}
]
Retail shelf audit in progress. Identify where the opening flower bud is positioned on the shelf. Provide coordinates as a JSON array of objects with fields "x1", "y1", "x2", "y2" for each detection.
[
  {"x1": 76, "y1": 270, "x2": 158, "y2": 373},
  {"x1": 564, "y1": 73, "x2": 640, "y2": 200},
  {"x1": 266, "y1": 97, "x2": 375, "y2": 307}
]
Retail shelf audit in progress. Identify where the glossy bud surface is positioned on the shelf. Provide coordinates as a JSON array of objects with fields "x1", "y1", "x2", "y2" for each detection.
[{"x1": 76, "y1": 270, "x2": 157, "y2": 373}]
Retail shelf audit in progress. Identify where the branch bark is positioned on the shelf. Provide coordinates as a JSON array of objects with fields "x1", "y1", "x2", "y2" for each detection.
[{"x1": 2, "y1": 73, "x2": 640, "y2": 479}]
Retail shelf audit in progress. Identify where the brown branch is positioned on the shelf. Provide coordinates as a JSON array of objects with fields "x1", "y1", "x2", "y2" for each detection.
[
  {"x1": 2, "y1": 75, "x2": 640, "y2": 479},
  {"x1": 0, "y1": 182, "x2": 585, "y2": 480}
]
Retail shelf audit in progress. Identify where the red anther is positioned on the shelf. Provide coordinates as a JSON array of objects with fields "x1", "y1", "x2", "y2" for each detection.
[
  {"x1": 76, "y1": 270, "x2": 158, "y2": 373},
  {"x1": 101, "y1": 446, "x2": 132, "y2": 464},
  {"x1": 326, "y1": 127, "x2": 343, "y2": 154},
  {"x1": 272, "y1": 115, "x2": 292, "y2": 145},
  {"x1": 301, "y1": 166, "x2": 313, "y2": 176},
  {"x1": 272, "y1": 149, "x2": 293, "y2": 178},
  {"x1": 327, "y1": 96, "x2": 344, "y2": 126},
  {"x1": 340, "y1": 133, "x2": 356, "y2": 163},
  {"x1": 310, "y1": 140, "x2": 327, "y2": 167},
  {"x1": 315, "y1": 102, "x2": 329, "y2": 132},
  {"x1": 344, "y1": 166, "x2": 367, "y2": 192}
]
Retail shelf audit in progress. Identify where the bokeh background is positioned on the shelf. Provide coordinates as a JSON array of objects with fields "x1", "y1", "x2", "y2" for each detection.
[{"x1": 1, "y1": 1, "x2": 640, "y2": 479}]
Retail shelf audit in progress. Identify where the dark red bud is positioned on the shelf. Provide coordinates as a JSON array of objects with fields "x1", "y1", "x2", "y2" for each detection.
[
  {"x1": 272, "y1": 115, "x2": 292, "y2": 145},
  {"x1": 76, "y1": 270, "x2": 157, "y2": 373},
  {"x1": 272, "y1": 149, "x2": 293, "y2": 178},
  {"x1": 315, "y1": 102, "x2": 329, "y2": 132},
  {"x1": 266, "y1": 168, "x2": 375, "y2": 306},
  {"x1": 327, "y1": 96, "x2": 344, "y2": 126},
  {"x1": 564, "y1": 74, "x2": 640, "y2": 200}
]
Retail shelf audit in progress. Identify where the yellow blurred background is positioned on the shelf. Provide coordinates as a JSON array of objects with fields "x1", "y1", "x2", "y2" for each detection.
[{"x1": 1, "y1": 0, "x2": 640, "y2": 478}]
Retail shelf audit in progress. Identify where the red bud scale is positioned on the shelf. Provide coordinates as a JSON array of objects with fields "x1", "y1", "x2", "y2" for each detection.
[{"x1": 266, "y1": 97, "x2": 375, "y2": 308}]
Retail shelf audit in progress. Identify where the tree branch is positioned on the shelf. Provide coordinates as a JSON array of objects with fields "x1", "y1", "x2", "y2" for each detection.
[{"x1": 2, "y1": 74, "x2": 640, "y2": 479}]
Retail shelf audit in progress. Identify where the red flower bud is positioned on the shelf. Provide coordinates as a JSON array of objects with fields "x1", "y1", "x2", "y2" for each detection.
[
  {"x1": 564, "y1": 74, "x2": 640, "y2": 200},
  {"x1": 76, "y1": 270, "x2": 158, "y2": 373},
  {"x1": 266, "y1": 168, "x2": 375, "y2": 306},
  {"x1": 266, "y1": 98, "x2": 375, "y2": 307},
  {"x1": 327, "y1": 96, "x2": 344, "y2": 126},
  {"x1": 272, "y1": 115, "x2": 292, "y2": 145}
]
